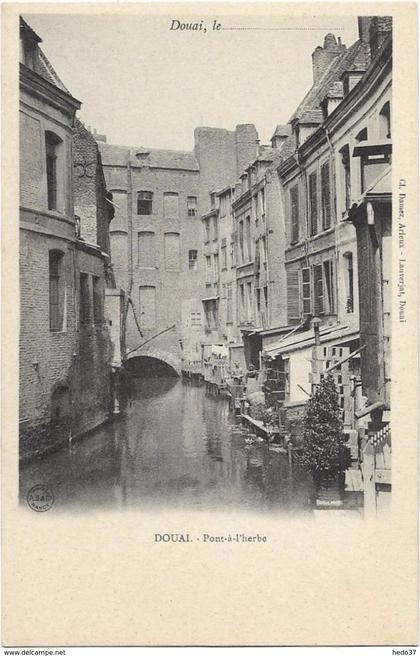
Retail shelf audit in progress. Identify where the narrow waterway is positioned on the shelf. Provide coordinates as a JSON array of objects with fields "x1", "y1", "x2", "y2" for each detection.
[{"x1": 20, "y1": 378, "x2": 313, "y2": 513}]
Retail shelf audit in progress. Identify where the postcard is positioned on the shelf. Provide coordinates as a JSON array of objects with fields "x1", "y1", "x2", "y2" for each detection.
[{"x1": 2, "y1": 2, "x2": 418, "y2": 647}]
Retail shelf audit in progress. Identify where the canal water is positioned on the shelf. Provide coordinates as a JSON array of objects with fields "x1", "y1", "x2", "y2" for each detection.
[{"x1": 20, "y1": 378, "x2": 313, "y2": 513}]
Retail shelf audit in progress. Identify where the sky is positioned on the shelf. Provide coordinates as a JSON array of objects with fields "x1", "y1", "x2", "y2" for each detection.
[{"x1": 24, "y1": 12, "x2": 359, "y2": 151}]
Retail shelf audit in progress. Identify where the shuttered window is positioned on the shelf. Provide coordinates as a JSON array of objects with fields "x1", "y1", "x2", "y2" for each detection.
[
  {"x1": 290, "y1": 185, "x2": 299, "y2": 244},
  {"x1": 321, "y1": 162, "x2": 331, "y2": 230},
  {"x1": 308, "y1": 172, "x2": 318, "y2": 236},
  {"x1": 164, "y1": 232, "x2": 180, "y2": 271},
  {"x1": 301, "y1": 267, "x2": 312, "y2": 316},
  {"x1": 287, "y1": 269, "x2": 300, "y2": 323},
  {"x1": 138, "y1": 231, "x2": 156, "y2": 268},
  {"x1": 313, "y1": 264, "x2": 324, "y2": 315},
  {"x1": 323, "y1": 260, "x2": 335, "y2": 313}
]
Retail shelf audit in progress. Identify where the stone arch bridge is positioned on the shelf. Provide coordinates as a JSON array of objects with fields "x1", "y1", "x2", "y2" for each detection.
[{"x1": 124, "y1": 347, "x2": 182, "y2": 377}]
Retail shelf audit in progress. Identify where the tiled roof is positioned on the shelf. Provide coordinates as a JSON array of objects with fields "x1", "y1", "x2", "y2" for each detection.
[
  {"x1": 98, "y1": 142, "x2": 199, "y2": 171},
  {"x1": 289, "y1": 40, "x2": 369, "y2": 123},
  {"x1": 98, "y1": 142, "x2": 130, "y2": 166},
  {"x1": 271, "y1": 124, "x2": 292, "y2": 139},
  {"x1": 38, "y1": 49, "x2": 71, "y2": 94},
  {"x1": 133, "y1": 148, "x2": 199, "y2": 171}
]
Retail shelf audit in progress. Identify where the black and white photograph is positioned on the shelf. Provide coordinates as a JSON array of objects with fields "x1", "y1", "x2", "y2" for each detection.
[
  {"x1": 2, "y1": 2, "x2": 418, "y2": 648},
  {"x1": 18, "y1": 11, "x2": 393, "y2": 516}
]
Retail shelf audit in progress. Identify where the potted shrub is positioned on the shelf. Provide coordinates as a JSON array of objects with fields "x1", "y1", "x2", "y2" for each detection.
[{"x1": 302, "y1": 374, "x2": 351, "y2": 506}]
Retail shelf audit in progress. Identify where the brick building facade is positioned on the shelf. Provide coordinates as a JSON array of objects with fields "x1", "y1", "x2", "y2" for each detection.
[
  {"x1": 19, "y1": 19, "x2": 116, "y2": 460},
  {"x1": 98, "y1": 124, "x2": 259, "y2": 372}
]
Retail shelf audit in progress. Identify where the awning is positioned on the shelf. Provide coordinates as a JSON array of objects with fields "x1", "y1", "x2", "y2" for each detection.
[
  {"x1": 202, "y1": 296, "x2": 219, "y2": 302},
  {"x1": 263, "y1": 324, "x2": 359, "y2": 359}
]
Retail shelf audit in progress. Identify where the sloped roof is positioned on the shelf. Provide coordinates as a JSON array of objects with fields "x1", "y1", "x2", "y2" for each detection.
[
  {"x1": 133, "y1": 148, "x2": 199, "y2": 171},
  {"x1": 289, "y1": 39, "x2": 369, "y2": 123},
  {"x1": 98, "y1": 142, "x2": 130, "y2": 166},
  {"x1": 98, "y1": 142, "x2": 199, "y2": 171},
  {"x1": 271, "y1": 124, "x2": 292, "y2": 139},
  {"x1": 38, "y1": 49, "x2": 71, "y2": 93},
  {"x1": 20, "y1": 17, "x2": 74, "y2": 96}
]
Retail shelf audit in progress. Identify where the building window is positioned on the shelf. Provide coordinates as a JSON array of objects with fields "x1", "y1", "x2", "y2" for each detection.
[
  {"x1": 187, "y1": 196, "x2": 197, "y2": 216},
  {"x1": 138, "y1": 231, "x2": 156, "y2": 268},
  {"x1": 49, "y1": 250, "x2": 64, "y2": 331},
  {"x1": 339, "y1": 145, "x2": 351, "y2": 212},
  {"x1": 308, "y1": 172, "x2": 318, "y2": 236},
  {"x1": 213, "y1": 215, "x2": 218, "y2": 241},
  {"x1": 245, "y1": 216, "x2": 252, "y2": 262},
  {"x1": 191, "y1": 311, "x2": 201, "y2": 326},
  {"x1": 313, "y1": 264, "x2": 324, "y2": 316},
  {"x1": 92, "y1": 276, "x2": 103, "y2": 324},
  {"x1": 239, "y1": 220, "x2": 244, "y2": 263},
  {"x1": 321, "y1": 162, "x2": 332, "y2": 230},
  {"x1": 137, "y1": 191, "x2": 153, "y2": 215},
  {"x1": 110, "y1": 190, "x2": 128, "y2": 229},
  {"x1": 164, "y1": 232, "x2": 180, "y2": 271},
  {"x1": 163, "y1": 192, "x2": 179, "y2": 219},
  {"x1": 246, "y1": 282, "x2": 253, "y2": 322},
  {"x1": 45, "y1": 131, "x2": 62, "y2": 211},
  {"x1": 261, "y1": 187, "x2": 266, "y2": 216},
  {"x1": 221, "y1": 240, "x2": 227, "y2": 269},
  {"x1": 226, "y1": 282, "x2": 233, "y2": 323},
  {"x1": 343, "y1": 252, "x2": 354, "y2": 313},
  {"x1": 287, "y1": 269, "x2": 300, "y2": 324},
  {"x1": 379, "y1": 101, "x2": 391, "y2": 139},
  {"x1": 189, "y1": 249, "x2": 198, "y2": 270},
  {"x1": 205, "y1": 255, "x2": 212, "y2": 283},
  {"x1": 213, "y1": 253, "x2": 219, "y2": 278},
  {"x1": 239, "y1": 284, "x2": 245, "y2": 322},
  {"x1": 290, "y1": 185, "x2": 299, "y2": 244},
  {"x1": 301, "y1": 267, "x2": 311, "y2": 316},
  {"x1": 139, "y1": 285, "x2": 156, "y2": 330},
  {"x1": 323, "y1": 260, "x2": 335, "y2": 314},
  {"x1": 79, "y1": 272, "x2": 90, "y2": 324},
  {"x1": 204, "y1": 218, "x2": 210, "y2": 242}
]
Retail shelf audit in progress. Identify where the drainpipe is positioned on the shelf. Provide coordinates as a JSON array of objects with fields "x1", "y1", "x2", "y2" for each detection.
[
  {"x1": 324, "y1": 125, "x2": 340, "y2": 282},
  {"x1": 263, "y1": 173, "x2": 271, "y2": 328},
  {"x1": 121, "y1": 157, "x2": 134, "y2": 362}
]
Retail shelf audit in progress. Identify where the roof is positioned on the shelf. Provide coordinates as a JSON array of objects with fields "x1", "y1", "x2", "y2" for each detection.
[
  {"x1": 20, "y1": 17, "x2": 75, "y2": 97},
  {"x1": 271, "y1": 124, "x2": 292, "y2": 139},
  {"x1": 98, "y1": 142, "x2": 199, "y2": 171},
  {"x1": 255, "y1": 147, "x2": 277, "y2": 163},
  {"x1": 289, "y1": 39, "x2": 369, "y2": 124},
  {"x1": 263, "y1": 323, "x2": 359, "y2": 358},
  {"x1": 98, "y1": 142, "x2": 130, "y2": 166},
  {"x1": 37, "y1": 49, "x2": 71, "y2": 94}
]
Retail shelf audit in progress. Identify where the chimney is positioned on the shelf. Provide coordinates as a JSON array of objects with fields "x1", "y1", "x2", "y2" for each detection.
[
  {"x1": 312, "y1": 33, "x2": 346, "y2": 83},
  {"x1": 358, "y1": 16, "x2": 375, "y2": 44}
]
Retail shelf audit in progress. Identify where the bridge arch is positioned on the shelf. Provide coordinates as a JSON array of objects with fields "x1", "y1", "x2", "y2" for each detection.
[{"x1": 124, "y1": 348, "x2": 181, "y2": 377}]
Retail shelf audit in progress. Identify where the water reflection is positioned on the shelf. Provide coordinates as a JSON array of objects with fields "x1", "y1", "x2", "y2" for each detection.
[{"x1": 20, "y1": 378, "x2": 312, "y2": 513}]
